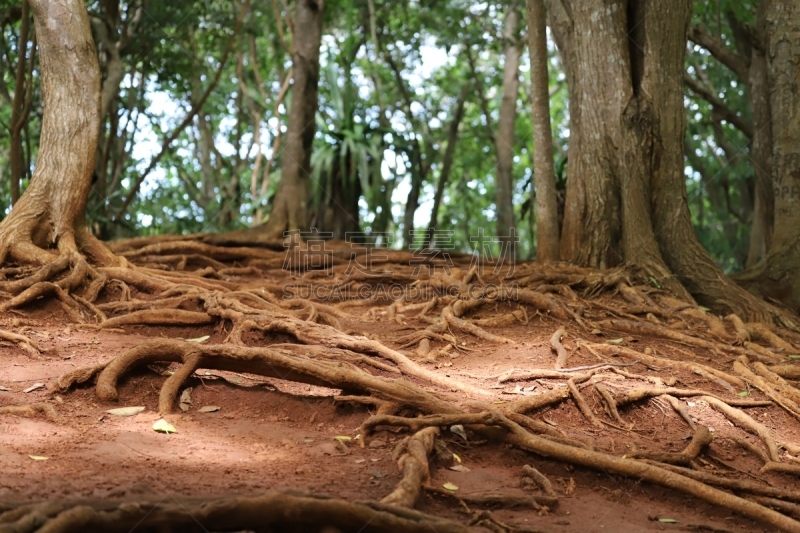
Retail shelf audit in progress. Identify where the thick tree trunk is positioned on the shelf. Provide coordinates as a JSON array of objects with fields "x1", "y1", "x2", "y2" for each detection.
[
  {"x1": 552, "y1": 1, "x2": 621, "y2": 268},
  {"x1": 495, "y1": 6, "x2": 521, "y2": 250},
  {"x1": 525, "y1": 0, "x2": 559, "y2": 263},
  {"x1": 0, "y1": 0, "x2": 113, "y2": 267},
  {"x1": 744, "y1": 3, "x2": 775, "y2": 268},
  {"x1": 738, "y1": 0, "x2": 800, "y2": 314},
  {"x1": 262, "y1": 0, "x2": 325, "y2": 239},
  {"x1": 548, "y1": 0, "x2": 789, "y2": 323}
]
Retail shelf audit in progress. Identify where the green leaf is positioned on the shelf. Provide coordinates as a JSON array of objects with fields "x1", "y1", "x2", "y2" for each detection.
[
  {"x1": 649, "y1": 276, "x2": 662, "y2": 289},
  {"x1": 788, "y1": 355, "x2": 800, "y2": 359},
  {"x1": 658, "y1": 518, "x2": 678, "y2": 523},
  {"x1": 737, "y1": 391, "x2": 749, "y2": 397},
  {"x1": 153, "y1": 419, "x2": 176, "y2": 434},
  {"x1": 443, "y1": 482, "x2": 459, "y2": 491}
]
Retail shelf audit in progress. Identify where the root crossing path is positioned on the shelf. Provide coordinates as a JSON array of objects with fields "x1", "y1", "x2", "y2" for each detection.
[{"x1": 2, "y1": 238, "x2": 800, "y2": 532}]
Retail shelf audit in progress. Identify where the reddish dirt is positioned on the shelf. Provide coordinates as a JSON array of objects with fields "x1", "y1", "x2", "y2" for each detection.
[{"x1": 1, "y1": 297, "x2": 797, "y2": 532}]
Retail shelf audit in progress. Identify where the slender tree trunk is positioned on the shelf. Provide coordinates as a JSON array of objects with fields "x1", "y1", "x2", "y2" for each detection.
[
  {"x1": 0, "y1": 0, "x2": 114, "y2": 267},
  {"x1": 427, "y1": 82, "x2": 469, "y2": 244},
  {"x1": 495, "y1": 5, "x2": 521, "y2": 249},
  {"x1": 9, "y1": 0, "x2": 31, "y2": 206},
  {"x1": 263, "y1": 0, "x2": 325, "y2": 239},
  {"x1": 526, "y1": 0, "x2": 559, "y2": 262},
  {"x1": 403, "y1": 152, "x2": 425, "y2": 247}
]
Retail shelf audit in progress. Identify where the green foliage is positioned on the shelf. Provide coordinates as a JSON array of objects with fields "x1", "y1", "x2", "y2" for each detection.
[{"x1": 0, "y1": 0, "x2": 768, "y2": 273}]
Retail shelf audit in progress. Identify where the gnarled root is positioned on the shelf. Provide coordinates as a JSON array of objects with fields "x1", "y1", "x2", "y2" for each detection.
[{"x1": 0, "y1": 491, "x2": 469, "y2": 533}]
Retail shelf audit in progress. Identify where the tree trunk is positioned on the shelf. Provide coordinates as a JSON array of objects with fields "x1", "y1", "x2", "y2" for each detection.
[
  {"x1": 0, "y1": 0, "x2": 113, "y2": 267},
  {"x1": 548, "y1": 0, "x2": 789, "y2": 323},
  {"x1": 403, "y1": 152, "x2": 425, "y2": 248},
  {"x1": 525, "y1": 0, "x2": 559, "y2": 263},
  {"x1": 551, "y1": 0, "x2": 621, "y2": 268},
  {"x1": 427, "y1": 82, "x2": 469, "y2": 245},
  {"x1": 262, "y1": 0, "x2": 325, "y2": 239},
  {"x1": 743, "y1": 4, "x2": 775, "y2": 268},
  {"x1": 9, "y1": 0, "x2": 31, "y2": 206},
  {"x1": 737, "y1": 0, "x2": 800, "y2": 314},
  {"x1": 495, "y1": 5, "x2": 521, "y2": 250}
]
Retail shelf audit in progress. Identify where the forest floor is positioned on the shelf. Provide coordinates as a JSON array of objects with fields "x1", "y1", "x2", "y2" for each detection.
[{"x1": 2, "y1": 243, "x2": 800, "y2": 532}]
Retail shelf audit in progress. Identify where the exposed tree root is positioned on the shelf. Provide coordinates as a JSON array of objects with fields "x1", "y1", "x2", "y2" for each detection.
[
  {"x1": 382, "y1": 427, "x2": 439, "y2": 508},
  {"x1": 360, "y1": 410, "x2": 800, "y2": 532},
  {"x1": 0, "y1": 491, "x2": 470, "y2": 533},
  {"x1": 0, "y1": 329, "x2": 40, "y2": 356},
  {"x1": 0, "y1": 402, "x2": 57, "y2": 421},
  {"x1": 10, "y1": 241, "x2": 800, "y2": 531}
]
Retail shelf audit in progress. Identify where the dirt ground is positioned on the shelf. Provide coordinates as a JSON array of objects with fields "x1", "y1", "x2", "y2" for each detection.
[{"x1": 2, "y1": 281, "x2": 798, "y2": 533}]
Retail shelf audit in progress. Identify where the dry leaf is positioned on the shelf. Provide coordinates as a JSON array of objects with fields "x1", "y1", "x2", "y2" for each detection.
[
  {"x1": 449, "y1": 465, "x2": 470, "y2": 473},
  {"x1": 442, "y1": 482, "x2": 459, "y2": 491},
  {"x1": 152, "y1": 419, "x2": 176, "y2": 434},
  {"x1": 106, "y1": 406, "x2": 145, "y2": 417},
  {"x1": 186, "y1": 335, "x2": 210, "y2": 343},
  {"x1": 23, "y1": 383, "x2": 45, "y2": 393},
  {"x1": 198, "y1": 405, "x2": 220, "y2": 413},
  {"x1": 29, "y1": 455, "x2": 49, "y2": 461}
]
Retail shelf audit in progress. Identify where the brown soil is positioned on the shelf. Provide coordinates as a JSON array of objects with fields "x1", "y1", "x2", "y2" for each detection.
[{"x1": 2, "y1": 280, "x2": 799, "y2": 533}]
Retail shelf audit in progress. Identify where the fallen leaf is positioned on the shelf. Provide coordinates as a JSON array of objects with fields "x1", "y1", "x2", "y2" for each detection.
[
  {"x1": 0, "y1": 386, "x2": 11, "y2": 391},
  {"x1": 449, "y1": 465, "x2": 470, "y2": 473},
  {"x1": 185, "y1": 335, "x2": 210, "y2": 343},
  {"x1": 450, "y1": 425, "x2": 467, "y2": 441},
  {"x1": 788, "y1": 355, "x2": 800, "y2": 360},
  {"x1": 565, "y1": 477, "x2": 576, "y2": 495},
  {"x1": 198, "y1": 405, "x2": 220, "y2": 413},
  {"x1": 590, "y1": 329, "x2": 602, "y2": 335},
  {"x1": 452, "y1": 453, "x2": 461, "y2": 463},
  {"x1": 152, "y1": 419, "x2": 176, "y2": 434},
  {"x1": 334, "y1": 436, "x2": 352, "y2": 442},
  {"x1": 606, "y1": 338, "x2": 624, "y2": 345},
  {"x1": 179, "y1": 388, "x2": 193, "y2": 405},
  {"x1": 106, "y1": 406, "x2": 145, "y2": 417},
  {"x1": 354, "y1": 459, "x2": 366, "y2": 464},
  {"x1": 737, "y1": 391, "x2": 749, "y2": 397},
  {"x1": 658, "y1": 518, "x2": 678, "y2": 523},
  {"x1": 23, "y1": 383, "x2": 45, "y2": 393},
  {"x1": 442, "y1": 482, "x2": 459, "y2": 491},
  {"x1": 29, "y1": 455, "x2": 48, "y2": 461}
]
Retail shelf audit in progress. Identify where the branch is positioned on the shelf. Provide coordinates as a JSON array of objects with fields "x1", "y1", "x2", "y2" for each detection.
[
  {"x1": 688, "y1": 25, "x2": 749, "y2": 81},
  {"x1": 684, "y1": 73, "x2": 753, "y2": 139},
  {"x1": 465, "y1": 46, "x2": 496, "y2": 144},
  {"x1": 114, "y1": 0, "x2": 250, "y2": 218}
]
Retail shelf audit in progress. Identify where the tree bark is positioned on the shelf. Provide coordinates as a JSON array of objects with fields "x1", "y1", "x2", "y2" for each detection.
[
  {"x1": 526, "y1": 0, "x2": 560, "y2": 263},
  {"x1": 0, "y1": 0, "x2": 114, "y2": 267},
  {"x1": 9, "y1": 0, "x2": 31, "y2": 206},
  {"x1": 737, "y1": 0, "x2": 800, "y2": 314},
  {"x1": 427, "y1": 82, "x2": 469, "y2": 245},
  {"x1": 548, "y1": 0, "x2": 789, "y2": 323},
  {"x1": 262, "y1": 0, "x2": 325, "y2": 239},
  {"x1": 495, "y1": 5, "x2": 521, "y2": 250},
  {"x1": 552, "y1": 0, "x2": 621, "y2": 268}
]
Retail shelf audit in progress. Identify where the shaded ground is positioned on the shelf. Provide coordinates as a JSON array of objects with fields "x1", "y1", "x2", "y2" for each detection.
[{"x1": 2, "y1": 280, "x2": 799, "y2": 532}]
